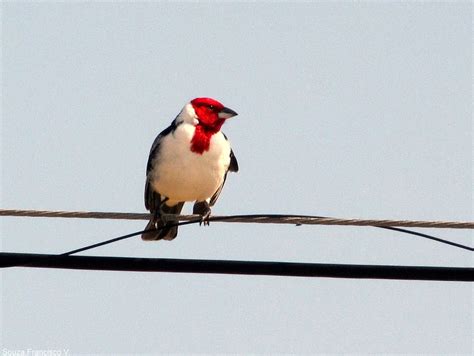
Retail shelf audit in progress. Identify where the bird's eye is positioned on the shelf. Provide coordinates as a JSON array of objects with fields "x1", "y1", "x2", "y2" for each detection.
[{"x1": 209, "y1": 105, "x2": 215, "y2": 110}]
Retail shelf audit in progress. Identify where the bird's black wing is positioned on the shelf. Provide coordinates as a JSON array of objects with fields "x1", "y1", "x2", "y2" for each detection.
[
  {"x1": 144, "y1": 122, "x2": 177, "y2": 211},
  {"x1": 228, "y1": 148, "x2": 239, "y2": 172},
  {"x1": 209, "y1": 134, "x2": 238, "y2": 206},
  {"x1": 222, "y1": 132, "x2": 238, "y2": 173}
]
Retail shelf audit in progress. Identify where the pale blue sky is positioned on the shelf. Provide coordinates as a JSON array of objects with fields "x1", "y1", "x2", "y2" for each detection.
[{"x1": 1, "y1": 2, "x2": 472, "y2": 354}]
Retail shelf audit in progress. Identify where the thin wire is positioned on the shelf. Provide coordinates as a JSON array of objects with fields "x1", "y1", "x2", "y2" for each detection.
[
  {"x1": 379, "y1": 226, "x2": 473, "y2": 252},
  {"x1": 59, "y1": 219, "x2": 472, "y2": 257},
  {"x1": 60, "y1": 229, "x2": 146, "y2": 256},
  {"x1": 61, "y1": 219, "x2": 202, "y2": 256}
]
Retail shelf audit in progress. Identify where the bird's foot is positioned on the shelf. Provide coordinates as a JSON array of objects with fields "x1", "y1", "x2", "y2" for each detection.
[
  {"x1": 193, "y1": 201, "x2": 211, "y2": 226},
  {"x1": 157, "y1": 198, "x2": 178, "y2": 225}
]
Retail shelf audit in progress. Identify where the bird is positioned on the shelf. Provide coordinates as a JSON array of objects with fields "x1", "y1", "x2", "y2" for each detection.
[{"x1": 142, "y1": 97, "x2": 239, "y2": 241}]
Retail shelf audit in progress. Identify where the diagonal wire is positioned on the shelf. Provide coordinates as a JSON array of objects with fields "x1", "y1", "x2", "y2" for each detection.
[
  {"x1": 61, "y1": 219, "x2": 203, "y2": 256},
  {"x1": 58, "y1": 220, "x2": 472, "y2": 257},
  {"x1": 378, "y1": 226, "x2": 473, "y2": 252}
]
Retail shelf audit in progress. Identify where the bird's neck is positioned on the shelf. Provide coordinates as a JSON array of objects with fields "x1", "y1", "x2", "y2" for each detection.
[{"x1": 190, "y1": 122, "x2": 223, "y2": 154}]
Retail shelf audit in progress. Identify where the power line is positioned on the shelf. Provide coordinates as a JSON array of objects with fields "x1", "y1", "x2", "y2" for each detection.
[
  {"x1": 1, "y1": 252, "x2": 472, "y2": 281},
  {"x1": 1, "y1": 208, "x2": 473, "y2": 229},
  {"x1": 2, "y1": 208, "x2": 473, "y2": 252}
]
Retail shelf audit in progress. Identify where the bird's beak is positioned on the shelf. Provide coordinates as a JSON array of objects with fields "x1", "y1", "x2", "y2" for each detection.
[{"x1": 218, "y1": 107, "x2": 238, "y2": 119}]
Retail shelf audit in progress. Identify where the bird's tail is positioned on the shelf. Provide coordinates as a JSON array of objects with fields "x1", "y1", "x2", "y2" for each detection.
[{"x1": 141, "y1": 202, "x2": 184, "y2": 241}]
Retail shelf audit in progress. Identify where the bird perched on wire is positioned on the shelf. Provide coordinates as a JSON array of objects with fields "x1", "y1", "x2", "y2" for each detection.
[{"x1": 142, "y1": 97, "x2": 239, "y2": 241}]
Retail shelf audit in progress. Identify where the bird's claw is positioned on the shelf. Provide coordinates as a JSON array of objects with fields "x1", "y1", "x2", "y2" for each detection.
[
  {"x1": 193, "y1": 201, "x2": 211, "y2": 226},
  {"x1": 199, "y1": 211, "x2": 211, "y2": 226}
]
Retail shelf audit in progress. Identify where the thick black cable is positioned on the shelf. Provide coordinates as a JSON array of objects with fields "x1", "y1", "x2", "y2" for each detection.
[{"x1": 0, "y1": 252, "x2": 472, "y2": 281}]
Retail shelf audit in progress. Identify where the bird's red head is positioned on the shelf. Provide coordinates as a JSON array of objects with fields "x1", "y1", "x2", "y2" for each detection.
[
  {"x1": 189, "y1": 97, "x2": 237, "y2": 154},
  {"x1": 191, "y1": 97, "x2": 237, "y2": 130}
]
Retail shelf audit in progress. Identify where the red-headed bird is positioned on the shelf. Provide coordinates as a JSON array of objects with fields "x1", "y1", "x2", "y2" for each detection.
[{"x1": 142, "y1": 98, "x2": 239, "y2": 240}]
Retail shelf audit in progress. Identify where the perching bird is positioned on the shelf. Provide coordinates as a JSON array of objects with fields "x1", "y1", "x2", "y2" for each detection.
[{"x1": 142, "y1": 97, "x2": 239, "y2": 241}]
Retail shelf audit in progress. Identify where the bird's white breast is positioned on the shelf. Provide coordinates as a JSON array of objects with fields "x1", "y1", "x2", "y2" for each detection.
[{"x1": 149, "y1": 123, "x2": 231, "y2": 205}]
